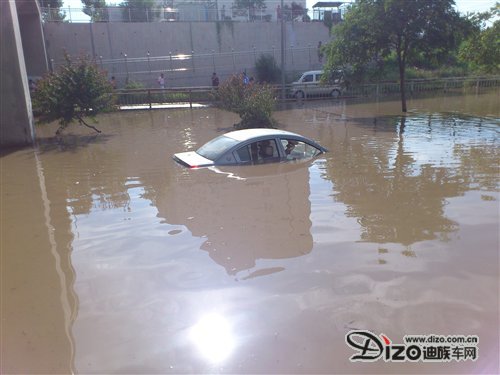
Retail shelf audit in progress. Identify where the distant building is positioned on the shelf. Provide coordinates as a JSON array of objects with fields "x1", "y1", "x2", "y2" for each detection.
[
  {"x1": 311, "y1": 1, "x2": 347, "y2": 23},
  {"x1": 155, "y1": 0, "x2": 308, "y2": 22},
  {"x1": 97, "y1": 1, "x2": 308, "y2": 23}
]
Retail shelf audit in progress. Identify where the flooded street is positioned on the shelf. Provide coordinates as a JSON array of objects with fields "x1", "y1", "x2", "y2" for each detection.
[{"x1": 1, "y1": 92, "x2": 499, "y2": 374}]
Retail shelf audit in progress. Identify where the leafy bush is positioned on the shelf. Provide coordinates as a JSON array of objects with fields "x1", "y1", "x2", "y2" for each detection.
[
  {"x1": 118, "y1": 81, "x2": 148, "y2": 104},
  {"x1": 33, "y1": 53, "x2": 114, "y2": 134},
  {"x1": 255, "y1": 54, "x2": 281, "y2": 83},
  {"x1": 215, "y1": 75, "x2": 276, "y2": 129},
  {"x1": 123, "y1": 81, "x2": 144, "y2": 90}
]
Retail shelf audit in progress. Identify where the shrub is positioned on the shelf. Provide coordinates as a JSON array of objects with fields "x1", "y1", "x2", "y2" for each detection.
[
  {"x1": 33, "y1": 53, "x2": 114, "y2": 134},
  {"x1": 118, "y1": 81, "x2": 148, "y2": 104},
  {"x1": 216, "y1": 75, "x2": 276, "y2": 129},
  {"x1": 255, "y1": 54, "x2": 281, "y2": 83}
]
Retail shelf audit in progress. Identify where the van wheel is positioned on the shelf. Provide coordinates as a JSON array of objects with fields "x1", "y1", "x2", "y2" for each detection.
[
  {"x1": 295, "y1": 91, "x2": 305, "y2": 100},
  {"x1": 330, "y1": 89, "x2": 341, "y2": 98}
]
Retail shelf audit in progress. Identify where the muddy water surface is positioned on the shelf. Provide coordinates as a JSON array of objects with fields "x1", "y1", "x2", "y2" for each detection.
[{"x1": 1, "y1": 92, "x2": 499, "y2": 374}]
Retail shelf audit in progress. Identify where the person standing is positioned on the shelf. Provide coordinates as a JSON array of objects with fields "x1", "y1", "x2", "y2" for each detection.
[
  {"x1": 317, "y1": 41, "x2": 324, "y2": 64},
  {"x1": 28, "y1": 79, "x2": 37, "y2": 92},
  {"x1": 211, "y1": 72, "x2": 219, "y2": 87},
  {"x1": 157, "y1": 73, "x2": 165, "y2": 89}
]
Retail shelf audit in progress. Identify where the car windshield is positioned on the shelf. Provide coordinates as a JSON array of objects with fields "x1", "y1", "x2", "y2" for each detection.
[{"x1": 197, "y1": 135, "x2": 240, "y2": 161}]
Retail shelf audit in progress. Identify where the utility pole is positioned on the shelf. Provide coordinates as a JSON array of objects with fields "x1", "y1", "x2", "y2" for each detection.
[{"x1": 280, "y1": 0, "x2": 285, "y2": 100}]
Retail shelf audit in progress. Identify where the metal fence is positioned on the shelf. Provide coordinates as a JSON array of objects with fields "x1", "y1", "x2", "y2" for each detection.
[
  {"x1": 345, "y1": 76, "x2": 500, "y2": 98},
  {"x1": 51, "y1": 46, "x2": 324, "y2": 88},
  {"x1": 53, "y1": 45, "x2": 499, "y2": 96},
  {"x1": 112, "y1": 76, "x2": 500, "y2": 109}
]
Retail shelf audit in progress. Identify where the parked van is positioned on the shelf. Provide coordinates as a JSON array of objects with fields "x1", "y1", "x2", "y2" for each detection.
[{"x1": 290, "y1": 70, "x2": 344, "y2": 99}]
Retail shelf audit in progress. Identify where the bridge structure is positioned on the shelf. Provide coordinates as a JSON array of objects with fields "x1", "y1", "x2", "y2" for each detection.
[{"x1": 1, "y1": 0, "x2": 48, "y2": 148}]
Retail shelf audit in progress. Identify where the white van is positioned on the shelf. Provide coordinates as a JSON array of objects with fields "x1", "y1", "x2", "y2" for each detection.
[{"x1": 291, "y1": 70, "x2": 344, "y2": 99}]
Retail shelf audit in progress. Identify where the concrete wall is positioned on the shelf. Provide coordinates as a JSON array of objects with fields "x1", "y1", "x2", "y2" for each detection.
[
  {"x1": 18, "y1": 10, "x2": 48, "y2": 79},
  {"x1": 1, "y1": 0, "x2": 35, "y2": 148},
  {"x1": 43, "y1": 21, "x2": 331, "y2": 87}
]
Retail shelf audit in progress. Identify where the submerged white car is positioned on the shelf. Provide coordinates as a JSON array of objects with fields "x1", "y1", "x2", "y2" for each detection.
[{"x1": 173, "y1": 128, "x2": 328, "y2": 168}]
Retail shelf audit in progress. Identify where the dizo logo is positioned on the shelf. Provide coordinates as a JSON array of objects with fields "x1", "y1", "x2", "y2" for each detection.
[
  {"x1": 345, "y1": 330, "x2": 385, "y2": 362},
  {"x1": 345, "y1": 330, "x2": 480, "y2": 363},
  {"x1": 345, "y1": 330, "x2": 421, "y2": 362}
]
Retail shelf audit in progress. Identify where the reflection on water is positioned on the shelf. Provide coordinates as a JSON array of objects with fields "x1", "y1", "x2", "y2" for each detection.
[
  {"x1": 1, "y1": 92, "x2": 499, "y2": 374},
  {"x1": 190, "y1": 313, "x2": 235, "y2": 363},
  {"x1": 320, "y1": 113, "x2": 499, "y2": 245},
  {"x1": 157, "y1": 162, "x2": 313, "y2": 276}
]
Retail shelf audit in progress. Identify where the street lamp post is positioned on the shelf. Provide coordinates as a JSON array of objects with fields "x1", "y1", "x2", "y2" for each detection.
[
  {"x1": 147, "y1": 52, "x2": 151, "y2": 82},
  {"x1": 280, "y1": 0, "x2": 286, "y2": 100},
  {"x1": 122, "y1": 53, "x2": 129, "y2": 84}
]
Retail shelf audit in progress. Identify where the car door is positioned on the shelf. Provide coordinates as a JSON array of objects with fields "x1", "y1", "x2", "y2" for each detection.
[
  {"x1": 314, "y1": 72, "x2": 328, "y2": 96},
  {"x1": 301, "y1": 73, "x2": 315, "y2": 97}
]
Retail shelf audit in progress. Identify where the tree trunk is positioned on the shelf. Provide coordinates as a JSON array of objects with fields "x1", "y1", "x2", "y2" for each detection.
[
  {"x1": 78, "y1": 116, "x2": 102, "y2": 133},
  {"x1": 397, "y1": 52, "x2": 407, "y2": 113}
]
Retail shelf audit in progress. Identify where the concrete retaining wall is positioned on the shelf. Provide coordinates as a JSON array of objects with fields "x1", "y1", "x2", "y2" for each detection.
[{"x1": 43, "y1": 21, "x2": 331, "y2": 87}]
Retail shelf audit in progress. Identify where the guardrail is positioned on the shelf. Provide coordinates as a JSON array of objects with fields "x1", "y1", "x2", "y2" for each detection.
[{"x1": 115, "y1": 87, "x2": 215, "y2": 109}]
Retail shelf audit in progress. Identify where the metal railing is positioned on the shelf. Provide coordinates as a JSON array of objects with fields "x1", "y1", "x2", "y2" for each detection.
[
  {"x1": 115, "y1": 87, "x2": 215, "y2": 109},
  {"x1": 344, "y1": 76, "x2": 500, "y2": 98}
]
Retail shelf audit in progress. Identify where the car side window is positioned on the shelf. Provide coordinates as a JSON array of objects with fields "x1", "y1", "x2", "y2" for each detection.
[
  {"x1": 316, "y1": 73, "x2": 322, "y2": 82},
  {"x1": 218, "y1": 151, "x2": 237, "y2": 164},
  {"x1": 234, "y1": 139, "x2": 279, "y2": 163},
  {"x1": 235, "y1": 145, "x2": 251, "y2": 162},
  {"x1": 281, "y1": 139, "x2": 322, "y2": 160},
  {"x1": 256, "y1": 139, "x2": 279, "y2": 162},
  {"x1": 302, "y1": 74, "x2": 314, "y2": 83}
]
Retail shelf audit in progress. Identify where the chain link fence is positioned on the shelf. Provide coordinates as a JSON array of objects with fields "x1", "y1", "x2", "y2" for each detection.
[{"x1": 50, "y1": 46, "x2": 324, "y2": 88}]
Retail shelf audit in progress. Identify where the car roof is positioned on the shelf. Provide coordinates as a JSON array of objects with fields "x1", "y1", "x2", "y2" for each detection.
[
  {"x1": 301, "y1": 70, "x2": 324, "y2": 75},
  {"x1": 223, "y1": 128, "x2": 302, "y2": 142}
]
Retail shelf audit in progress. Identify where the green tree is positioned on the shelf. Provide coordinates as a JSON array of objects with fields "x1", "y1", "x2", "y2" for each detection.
[
  {"x1": 458, "y1": 4, "x2": 500, "y2": 74},
  {"x1": 40, "y1": 0, "x2": 66, "y2": 21},
  {"x1": 33, "y1": 54, "x2": 114, "y2": 135},
  {"x1": 216, "y1": 75, "x2": 276, "y2": 129},
  {"x1": 120, "y1": 0, "x2": 158, "y2": 22},
  {"x1": 234, "y1": 0, "x2": 266, "y2": 10},
  {"x1": 234, "y1": 0, "x2": 266, "y2": 19},
  {"x1": 255, "y1": 54, "x2": 281, "y2": 83},
  {"x1": 325, "y1": 0, "x2": 462, "y2": 112},
  {"x1": 283, "y1": 2, "x2": 307, "y2": 21},
  {"x1": 82, "y1": 0, "x2": 109, "y2": 22}
]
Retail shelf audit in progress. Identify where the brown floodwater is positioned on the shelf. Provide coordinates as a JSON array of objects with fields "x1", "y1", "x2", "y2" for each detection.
[{"x1": 1, "y1": 92, "x2": 499, "y2": 374}]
